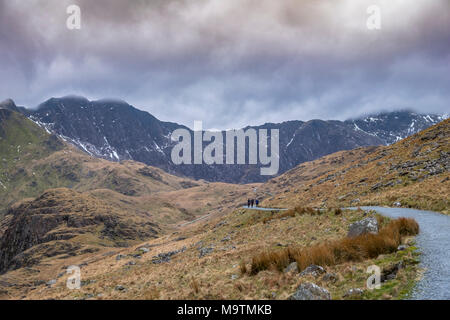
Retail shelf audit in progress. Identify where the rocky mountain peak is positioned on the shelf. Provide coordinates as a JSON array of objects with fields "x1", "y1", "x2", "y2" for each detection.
[
  {"x1": 0, "y1": 99, "x2": 19, "y2": 112},
  {"x1": 10, "y1": 95, "x2": 448, "y2": 183}
]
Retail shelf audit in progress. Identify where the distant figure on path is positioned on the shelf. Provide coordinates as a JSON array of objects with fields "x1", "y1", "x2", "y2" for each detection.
[
  {"x1": 250, "y1": 199, "x2": 254, "y2": 207},
  {"x1": 255, "y1": 199, "x2": 259, "y2": 207},
  {"x1": 247, "y1": 199, "x2": 251, "y2": 208}
]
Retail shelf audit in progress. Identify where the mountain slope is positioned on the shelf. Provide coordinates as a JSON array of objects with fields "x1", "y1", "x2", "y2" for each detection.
[
  {"x1": 0, "y1": 108, "x2": 65, "y2": 201},
  {"x1": 0, "y1": 188, "x2": 160, "y2": 274},
  {"x1": 346, "y1": 110, "x2": 447, "y2": 144},
  {"x1": 0, "y1": 116, "x2": 193, "y2": 214},
  {"x1": 0, "y1": 108, "x2": 256, "y2": 277},
  {"x1": 17, "y1": 96, "x2": 443, "y2": 183},
  {"x1": 281, "y1": 119, "x2": 382, "y2": 171},
  {"x1": 261, "y1": 119, "x2": 450, "y2": 214},
  {"x1": 26, "y1": 96, "x2": 182, "y2": 169},
  {"x1": 0, "y1": 109, "x2": 442, "y2": 300}
]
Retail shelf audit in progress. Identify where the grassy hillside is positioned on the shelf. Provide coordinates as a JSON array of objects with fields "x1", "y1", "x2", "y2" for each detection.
[
  {"x1": 0, "y1": 109, "x2": 257, "y2": 298},
  {"x1": 0, "y1": 188, "x2": 160, "y2": 273},
  {"x1": 0, "y1": 113, "x2": 447, "y2": 300},
  {"x1": 2, "y1": 207, "x2": 418, "y2": 300},
  {"x1": 0, "y1": 109, "x2": 256, "y2": 227},
  {"x1": 261, "y1": 119, "x2": 449, "y2": 214},
  {"x1": 0, "y1": 109, "x2": 64, "y2": 204}
]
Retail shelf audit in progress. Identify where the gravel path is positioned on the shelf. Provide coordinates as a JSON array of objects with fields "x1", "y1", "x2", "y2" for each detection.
[{"x1": 353, "y1": 206, "x2": 450, "y2": 300}]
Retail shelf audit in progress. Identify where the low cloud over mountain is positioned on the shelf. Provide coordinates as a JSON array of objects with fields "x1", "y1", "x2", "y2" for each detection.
[{"x1": 1, "y1": 0, "x2": 449, "y2": 129}]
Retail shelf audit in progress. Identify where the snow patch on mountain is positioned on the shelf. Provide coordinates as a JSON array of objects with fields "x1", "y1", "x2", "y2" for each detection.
[{"x1": 346, "y1": 110, "x2": 446, "y2": 145}]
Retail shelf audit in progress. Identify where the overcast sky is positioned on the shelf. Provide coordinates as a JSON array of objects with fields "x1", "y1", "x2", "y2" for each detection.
[{"x1": 0, "y1": 0, "x2": 449, "y2": 129}]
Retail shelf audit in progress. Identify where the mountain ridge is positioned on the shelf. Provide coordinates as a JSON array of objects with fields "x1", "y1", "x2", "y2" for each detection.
[{"x1": 4, "y1": 96, "x2": 447, "y2": 183}]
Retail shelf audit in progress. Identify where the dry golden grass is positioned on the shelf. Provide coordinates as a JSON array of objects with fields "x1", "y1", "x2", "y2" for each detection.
[
  {"x1": 190, "y1": 277, "x2": 200, "y2": 294},
  {"x1": 1, "y1": 118, "x2": 441, "y2": 300},
  {"x1": 261, "y1": 119, "x2": 449, "y2": 214},
  {"x1": 0, "y1": 205, "x2": 422, "y2": 301},
  {"x1": 262, "y1": 206, "x2": 321, "y2": 224},
  {"x1": 239, "y1": 260, "x2": 248, "y2": 275},
  {"x1": 3, "y1": 207, "x2": 358, "y2": 300},
  {"x1": 249, "y1": 217, "x2": 419, "y2": 275}
]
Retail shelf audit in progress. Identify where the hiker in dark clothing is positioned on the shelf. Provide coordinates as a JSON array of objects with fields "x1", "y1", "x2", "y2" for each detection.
[
  {"x1": 250, "y1": 199, "x2": 254, "y2": 207},
  {"x1": 255, "y1": 199, "x2": 259, "y2": 207},
  {"x1": 247, "y1": 199, "x2": 251, "y2": 208}
]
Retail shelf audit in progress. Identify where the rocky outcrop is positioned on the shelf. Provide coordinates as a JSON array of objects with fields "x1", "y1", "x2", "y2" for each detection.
[
  {"x1": 347, "y1": 217, "x2": 379, "y2": 237},
  {"x1": 151, "y1": 246, "x2": 186, "y2": 264},
  {"x1": 288, "y1": 282, "x2": 331, "y2": 300},
  {"x1": 345, "y1": 110, "x2": 446, "y2": 145},
  {"x1": 198, "y1": 246, "x2": 214, "y2": 258},
  {"x1": 0, "y1": 188, "x2": 159, "y2": 273},
  {"x1": 299, "y1": 265, "x2": 326, "y2": 277}
]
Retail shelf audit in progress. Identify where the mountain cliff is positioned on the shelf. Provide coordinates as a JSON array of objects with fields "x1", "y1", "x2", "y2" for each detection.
[{"x1": 6, "y1": 96, "x2": 447, "y2": 183}]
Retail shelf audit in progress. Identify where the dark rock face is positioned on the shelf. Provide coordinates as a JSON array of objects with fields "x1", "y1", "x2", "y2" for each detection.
[
  {"x1": 27, "y1": 96, "x2": 180, "y2": 171},
  {"x1": 0, "y1": 188, "x2": 159, "y2": 273},
  {"x1": 21, "y1": 96, "x2": 446, "y2": 183}
]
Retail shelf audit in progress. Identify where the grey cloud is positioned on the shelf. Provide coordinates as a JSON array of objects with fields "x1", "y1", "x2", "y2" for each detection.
[{"x1": 0, "y1": 0, "x2": 449, "y2": 129}]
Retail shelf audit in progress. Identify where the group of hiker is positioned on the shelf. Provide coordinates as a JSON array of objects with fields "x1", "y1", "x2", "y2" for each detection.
[{"x1": 247, "y1": 198, "x2": 259, "y2": 208}]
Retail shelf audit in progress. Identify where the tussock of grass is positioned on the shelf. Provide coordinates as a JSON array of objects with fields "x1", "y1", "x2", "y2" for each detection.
[
  {"x1": 250, "y1": 250, "x2": 291, "y2": 275},
  {"x1": 239, "y1": 260, "x2": 248, "y2": 275},
  {"x1": 249, "y1": 217, "x2": 419, "y2": 275},
  {"x1": 190, "y1": 277, "x2": 200, "y2": 294}
]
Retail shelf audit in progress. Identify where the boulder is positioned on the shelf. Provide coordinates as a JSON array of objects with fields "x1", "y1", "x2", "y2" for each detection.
[
  {"x1": 288, "y1": 282, "x2": 331, "y2": 300},
  {"x1": 322, "y1": 273, "x2": 338, "y2": 283},
  {"x1": 198, "y1": 247, "x2": 214, "y2": 258},
  {"x1": 116, "y1": 254, "x2": 125, "y2": 261},
  {"x1": 221, "y1": 236, "x2": 231, "y2": 242},
  {"x1": 343, "y1": 288, "x2": 364, "y2": 298},
  {"x1": 138, "y1": 247, "x2": 150, "y2": 253},
  {"x1": 299, "y1": 265, "x2": 326, "y2": 277},
  {"x1": 347, "y1": 217, "x2": 378, "y2": 237}
]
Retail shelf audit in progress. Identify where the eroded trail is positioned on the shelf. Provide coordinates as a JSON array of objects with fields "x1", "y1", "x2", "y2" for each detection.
[{"x1": 355, "y1": 206, "x2": 450, "y2": 300}]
